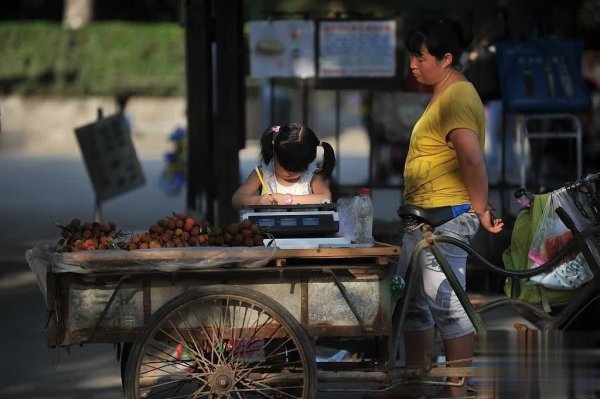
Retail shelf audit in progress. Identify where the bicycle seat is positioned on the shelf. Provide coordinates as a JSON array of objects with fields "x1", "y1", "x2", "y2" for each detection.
[{"x1": 397, "y1": 205, "x2": 456, "y2": 228}]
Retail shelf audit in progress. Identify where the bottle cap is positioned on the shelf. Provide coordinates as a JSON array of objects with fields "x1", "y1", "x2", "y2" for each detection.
[{"x1": 360, "y1": 188, "x2": 370, "y2": 196}]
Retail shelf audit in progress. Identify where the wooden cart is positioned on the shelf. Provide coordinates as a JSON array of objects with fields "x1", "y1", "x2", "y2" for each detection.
[{"x1": 30, "y1": 242, "x2": 429, "y2": 398}]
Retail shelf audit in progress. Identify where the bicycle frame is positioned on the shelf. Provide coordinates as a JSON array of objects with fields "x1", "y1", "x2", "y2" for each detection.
[{"x1": 393, "y1": 173, "x2": 600, "y2": 356}]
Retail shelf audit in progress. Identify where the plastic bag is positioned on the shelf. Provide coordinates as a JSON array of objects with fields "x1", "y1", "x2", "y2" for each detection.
[
  {"x1": 337, "y1": 197, "x2": 359, "y2": 240},
  {"x1": 529, "y1": 191, "x2": 573, "y2": 266},
  {"x1": 527, "y1": 188, "x2": 593, "y2": 290}
]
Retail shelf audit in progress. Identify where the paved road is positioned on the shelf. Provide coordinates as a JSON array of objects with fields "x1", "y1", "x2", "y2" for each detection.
[{"x1": 0, "y1": 260, "x2": 124, "y2": 398}]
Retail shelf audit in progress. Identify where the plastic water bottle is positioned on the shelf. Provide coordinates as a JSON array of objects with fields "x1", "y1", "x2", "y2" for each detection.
[{"x1": 354, "y1": 188, "x2": 374, "y2": 245}]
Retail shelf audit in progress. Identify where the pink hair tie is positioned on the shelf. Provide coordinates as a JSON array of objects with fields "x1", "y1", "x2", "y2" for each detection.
[{"x1": 272, "y1": 125, "x2": 280, "y2": 133}]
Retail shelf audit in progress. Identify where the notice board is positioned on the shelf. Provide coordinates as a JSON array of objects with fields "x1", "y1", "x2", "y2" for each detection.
[
  {"x1": 75, "y1": 113, "x2": 145, "y2": 202},
  {"x1": 318, "y1": 20, "x2": 396, "y2": 78},
  {"x1": 249, "y1": 20, "x2": 315, "y2": 78},
  {"x1": 315, "y1": 19, "x2": 402, "y2": 89}
]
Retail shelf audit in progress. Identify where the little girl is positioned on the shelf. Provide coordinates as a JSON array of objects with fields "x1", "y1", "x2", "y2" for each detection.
[{"x1": 232, "y1": 123, "x2": 336, "y2": 209}]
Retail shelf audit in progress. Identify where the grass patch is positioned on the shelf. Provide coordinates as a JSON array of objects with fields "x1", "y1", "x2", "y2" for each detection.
[{"x1": 0, "y1": 21, "x2": 185, "y2": 96}]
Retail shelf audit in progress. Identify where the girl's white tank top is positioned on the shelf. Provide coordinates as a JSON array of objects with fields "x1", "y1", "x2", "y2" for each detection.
[{"x1": 260, "y1": 161, "x2": 316, "y2": 195}]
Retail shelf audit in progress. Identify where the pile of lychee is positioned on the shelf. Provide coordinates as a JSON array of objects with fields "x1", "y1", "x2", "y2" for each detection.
[
  {"x1": 221, "y1": 219, "x2": 264, "y2": 247},
  {"x1": 123, "y1": 214, "x2": 264, "y2": 250},
  {"x1": 55, "y1": 214, "x2": 265, "y2": 252},
  {"x1": 123, "y1": 213, "x2": 210, "y2": 250},
  {"x1": 56, "y1": 218, "x2": 120, "y2": 252}
]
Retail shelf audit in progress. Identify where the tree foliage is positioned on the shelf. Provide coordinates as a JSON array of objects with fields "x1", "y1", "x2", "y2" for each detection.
[{"x1": 0, "y1": 22, "x2": 184, "y2": 96}]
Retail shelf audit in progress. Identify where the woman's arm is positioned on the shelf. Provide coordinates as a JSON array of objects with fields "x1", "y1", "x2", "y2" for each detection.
[
  {"x1": 449, "y1": 128, "x2": 503, "y2": 233},
  {"x1": 231, "y1": 170, "x2": 276, "y2": 209}
]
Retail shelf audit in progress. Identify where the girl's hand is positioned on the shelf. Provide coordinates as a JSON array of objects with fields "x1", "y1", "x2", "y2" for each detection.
[
  {"x1": 269, "y1": 193, "x2": 289, "y2": 205},
  {"x1": 257, "y1": 194, "x2": 277, "y2": 205}
]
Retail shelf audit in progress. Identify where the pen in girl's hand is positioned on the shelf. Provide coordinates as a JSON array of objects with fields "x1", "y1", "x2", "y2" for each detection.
[{"x1": 254, "y1": 166, "x2": 270, "y2": 195}]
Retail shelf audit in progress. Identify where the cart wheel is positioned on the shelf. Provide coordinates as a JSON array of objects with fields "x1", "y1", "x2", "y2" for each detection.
[{"x1": 123, "y1": 285, "x2": 317, "y2": 399}]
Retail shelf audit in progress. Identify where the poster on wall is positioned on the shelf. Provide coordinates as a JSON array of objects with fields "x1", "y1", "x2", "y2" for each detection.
[
  {"x1": 318, "y1": 20, "x2": 396, "y2": 78},
  {"x1": 249, "y1": 20, "x2": 315, "y2": 78}
]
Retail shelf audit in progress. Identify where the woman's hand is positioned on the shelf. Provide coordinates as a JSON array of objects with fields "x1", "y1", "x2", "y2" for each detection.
[{"x1": 477, "y1": 208, "x2": 504, "y2": 233}]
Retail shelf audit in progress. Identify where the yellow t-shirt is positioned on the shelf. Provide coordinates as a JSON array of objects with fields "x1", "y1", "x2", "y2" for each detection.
[{"x1": 403, "y1": 81, "x2": 485, "y2": 208}]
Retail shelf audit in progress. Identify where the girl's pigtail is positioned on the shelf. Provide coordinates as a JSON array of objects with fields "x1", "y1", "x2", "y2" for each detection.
[
  {"x1": 316, "y1": 141, "x2": 336, "y2": 178},
  {"x1": 259, "y1": 127, "x2": 275, "y2": 164}
]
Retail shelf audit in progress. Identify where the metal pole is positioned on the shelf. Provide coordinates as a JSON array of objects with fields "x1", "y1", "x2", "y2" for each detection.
[
  {"x1": 184, "y1": 0, "x2": 214, "y2": 221},
  {"x1": 301, "y1": 78, "x2": 308, "y2": 126},
  {"x1": 269, "y1": 78, "x2": 275, "y2": 124},
  {"x1": 517, "y1": 114, "x2": 527, "y2": 190},
  {"x1": 334, "y1": 89, "x2": 341, "y2": 184},
  {"x1": 574, "y1": 114, "x2": 583, "y2": 179},
  {"x1": 214, "y1": 0, "x2": 244, "y2": 226},
  {"x1": 94, "y1": 107, "x2": 103, "y2": 222},
  {"x1": 366, "y1": 90, "x2": 374, "y2": 188},
  {"x1": 94, "y1": 198, "x2": 102, "y2": 223}
]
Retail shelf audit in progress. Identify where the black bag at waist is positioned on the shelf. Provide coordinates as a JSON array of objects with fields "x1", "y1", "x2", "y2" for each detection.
[{"x1": 397, "y1": 204, "x2": 471, "y2": 228}]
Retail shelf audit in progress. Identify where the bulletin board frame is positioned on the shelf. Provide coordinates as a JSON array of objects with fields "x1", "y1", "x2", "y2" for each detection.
[{"x1": 314, "y1": 18, "x2": 405, "y2": 90}]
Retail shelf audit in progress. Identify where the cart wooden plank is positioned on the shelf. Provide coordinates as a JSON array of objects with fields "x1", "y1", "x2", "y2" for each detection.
[{"x1": 274, "y1": 242, "x2": 400, "y2": 267}]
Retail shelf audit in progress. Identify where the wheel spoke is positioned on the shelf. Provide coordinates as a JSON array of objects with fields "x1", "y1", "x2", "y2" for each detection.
[
  {"x1": 234, "y1": 333, "x2": 300, "y2": 383},
  {"x1": 210, "y1": 301, "x2": 228, "y2": 365},
  {"x1": 141, "y1": 342, "x2": 198, "y2": 378},
  {"x1": 228, "y1": 307, "x2": 277, "y2": 373},
  {"x1": 126, "y1": 289, "x2": 315, "y2": 399},
  {"x1": 189, "y1": 305, "x2": 224, "y2": 367},
  {"x1": 143, "y1": 333, "x2": 209, "y2": 379},
  {"x1": 225, "y1": 301, "x2": 258, "y2": 368},
  {"x1": 175, "y1": 310, "x2": 214, "y2": 375}
]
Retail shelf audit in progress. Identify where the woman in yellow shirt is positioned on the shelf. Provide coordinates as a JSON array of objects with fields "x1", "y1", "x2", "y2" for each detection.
[{"x1": 398, "y1": 18, "x2": 503, "y2": 398}]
